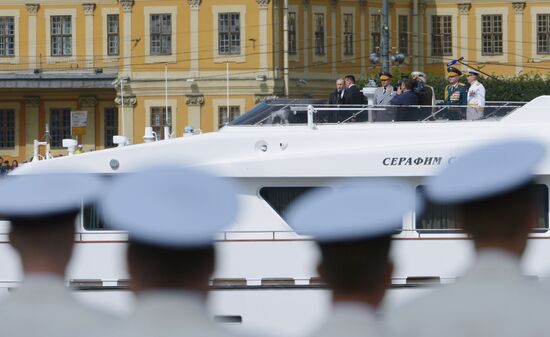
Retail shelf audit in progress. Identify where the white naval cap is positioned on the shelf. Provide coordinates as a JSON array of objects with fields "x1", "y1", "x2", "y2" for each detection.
[
  {"x1": 286, "y1": 181, "x2": 413, "y2": 242},
  {"x1": 99, "y1": 166, "x2": 239, "y2": 248},
  {"x1": 0, "y1": 173, "x2": 104, "y2": 218},
  {"x1": 426, "y1": 139, "x2": 546, "y2": 204}
]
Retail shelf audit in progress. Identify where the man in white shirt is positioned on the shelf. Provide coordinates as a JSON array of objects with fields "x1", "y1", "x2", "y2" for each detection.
[
  {"x1": 0, "y1": 174, "x2": 113, "y2": 337},
  {"x1": 466, "y1": 70, "x2": 486, "y2": 120},
  {"x1": 96, "y1": 166, "x2": 249, "y2": 337},
  {"x1": 287, "y1": 181, "x2": 413, "y2": 337},
  {"x1": 387, "y1": 139, "x2": 550, "y2": 337}
]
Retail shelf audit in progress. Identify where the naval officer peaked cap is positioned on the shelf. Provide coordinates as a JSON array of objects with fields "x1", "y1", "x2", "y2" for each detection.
[
  {"x1": 426, "y1": 139, "x2": 546, "y2": 204},
  {"x1": 0, "y1": 173, "x2": 104, "y2": 219},
  {"x1": 99, "y1": 166, "x2": 239, "y2": 248},
  {"x1": 285, "y1": 181, "x2": 414, "y2": 242}
]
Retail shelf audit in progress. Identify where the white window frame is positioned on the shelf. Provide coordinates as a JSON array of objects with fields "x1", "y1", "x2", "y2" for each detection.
[
  {"x1": 312, "y1": 6, "x2": 327, "y2": 63},
  {"x1": 288, "y1": 4, "x2": 299, "y2": 62},
  {"x1": 212, "y1": 5, "x2": 246, "y2": 63},
  {"x1": 143, "y1": 6, "x2": 177, "y2": 64},
  {"x1": 144, "y1": 99, "x2": 177, "y2": 137},
  {"x1": 0, "y1": 104, "x2": 18, "y2": 155},
  {"x1": 0, "y1": 10, "x2": 19, "y2": 64},
  {"x1": 530, "y1": 7, "x2": 550, "y2": 61},
  {"x1": 396, "y1": 8, "x2": 410, "y2": 57},
  {"x1": 425, "y1": 7, "x2": 458, "y2": 64},
  {"x1": 341, "y1": 7, "x2": 356, "y2": 62},
  {"x1": 212, "y1": 98, "x2": 245, "y2": 130},
  {"x1": 102, "y1": 8, "x2": 120, "y2": 63},
  {"x1": 45, "y1": 9, "x2": 76, "y2": 64},
  {"x1": 475, "y1": 7, "x2": 508, "y2": 63}
]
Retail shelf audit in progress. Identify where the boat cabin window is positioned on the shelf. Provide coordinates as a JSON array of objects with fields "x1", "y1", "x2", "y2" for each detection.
[
  {"x1": 416, "y1": 184, "x2": 549, "y2": 232},
  {"x1": 260, "y1": 187, "x2": 325, "y2": 221},
  {"x1": 83, "y1": 204, "x2": 108, "y2": 230},
  {"x1": 227, "y1": 99, "x2": 524, "y2": 126}
]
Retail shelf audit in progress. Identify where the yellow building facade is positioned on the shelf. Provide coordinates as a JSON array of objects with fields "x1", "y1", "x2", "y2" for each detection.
[{"x1": 0, "y1": 0, "x2": 548, "y2": 162}]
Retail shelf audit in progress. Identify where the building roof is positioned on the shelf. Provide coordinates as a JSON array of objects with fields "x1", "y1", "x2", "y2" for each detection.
[{"x1": 0, "y1": 72, "x2": 117, "y2": 89}]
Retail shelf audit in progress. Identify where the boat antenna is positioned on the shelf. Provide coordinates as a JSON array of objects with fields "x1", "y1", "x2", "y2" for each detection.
[{"x1": 447, "y1": 57, "x2": 502, "y2": 81}]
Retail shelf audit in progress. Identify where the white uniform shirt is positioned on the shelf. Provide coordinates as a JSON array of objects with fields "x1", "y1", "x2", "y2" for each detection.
[
  {"x1": 96, "y1": 290, "x2": 249, "y2": 337},
  {"x1": 0, "y1": 274, "x2": 113, "y2": 337},
  {"x1": 308, "y1": 302, "x2": 386, "y2": 337},
  {"x1": 467, "y1": 80, "x2": 486, "y2": 107},
  {"x1": 386, "y1": 249, "x2": 550, "y2": 337}
]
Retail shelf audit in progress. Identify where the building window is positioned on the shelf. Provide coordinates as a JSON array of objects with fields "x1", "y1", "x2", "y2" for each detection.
[
  {"x1": 151, "y1": 107, "x2": 172, "y2": 140},
  {"x1": 51, "y1": 16, "x2": 72, "y2": 56},
  {"x1": 343, "y1": 13, "x2": 354, "y2": 56},
  {"x1": 150, "y1": 14, "x2": 172, "y2": 55},
  {"x1": 537, "y1": 14, "x2": 550, "y2": 54},
  {"x1": 219, "y1": 13, "x2": 241, "y2": 55},
  {"x1": 398, "y1": 15, "x2": 408, "y2": 55},
  {"x1": 481, "y1": 15, "x2": 503, "y2": 56},
  {"x1": 107, "y1": 14, "x2": 119, "y2": 56},
  {"x1": 0, "y1": 109, "x2": 15, "y2": 149},
  {"x1": 50, "y1": 108, "x2": 72, "y2": 148},
  {"x1": 431, "y1": 15, "x2": 452, "y2": 56},
  {"x1": 288, "y1": 12, "x2": 297, "y2": 55},
  {"x1": 0, "y1": 17, "x2": 15, "y2": 57},
  {"x1": 314, "y1": 13, "x2": 325, "y2": 56},
  {"x1": 104, "y1": 107, "x2": 118, "y2": 148},
  {"x1": 218, "y1": 106, "x2": 240, "y2": 128},
  {"x1": 370, "y1": 14, "x2": 381, "y2": 52},
  {"x1": 416, "y1": 185, "x2": 549, "y2": 231}
]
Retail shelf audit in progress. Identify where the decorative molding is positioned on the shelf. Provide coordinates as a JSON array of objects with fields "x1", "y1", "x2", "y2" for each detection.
[
  {"x1": 119, "y1": 0, "x2": 134, "y2": 13},
  {"x1": 115, "y1": 95, "x2": 137, "y2": 108},
  {"x1": 303, "y1": 0, "x2": 309, "y2": 10},
  {"x1": 82, "y1": 3, "x2": 96, "y2": 16},
  {"x1": 254, "y1": 95, "x2": 278, "y2": 104},
  {"x1": 359, "y1": 0, "x2": 367, "y2": 9},
  {"x1": 256, "y1": 0, "x2": 270, "y2": 9},
  {"x1": 185, "y1": 94, "x2": 205, "y2": 106},
  {"x1": 23, "y1": 96, "x2": 40, "y2": 107},
  {"x1": 512, "y1": 2, "x2": 526, "y2": 15},
  {"x1": 188, "y1": 0, "x2": 201, "y2": 10},
  {"x1": 26, "y1": 4, "x2": 40, "y2": 16},
  {"x1": 418, "y1": 3, "x2": 426, "y2": 15},
  {"x1": 78, "y1": 96, "x2": 98, "y2": 107},
  {"x1": 330, "y1": 0, "x2": 338, "y2": 9},
  {"x1": 457, "y1": 3, "x2": 471, "y2": 15}
]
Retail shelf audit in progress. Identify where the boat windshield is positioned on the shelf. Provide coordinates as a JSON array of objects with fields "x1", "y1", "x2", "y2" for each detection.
[{"x1": 228, "y1": 99, "x2": 524, "y2": 126}]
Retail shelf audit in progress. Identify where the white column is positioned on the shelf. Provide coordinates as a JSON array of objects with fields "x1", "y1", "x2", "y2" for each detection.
[
  {"x1": 513, "y1": 2, "x2": 526, "y2": 74},
  {"x1": 185, "y1": 95, "x2": 204, "y2": 129},
  {"x1": 115, "y1": 95, "x2": 136, "y2": 142},
  {"x1": 83, "y1": 4, "x2": 96, "y2": 69},
  {"x1": 458, "y1": 3, "x2": 470, "y2": 61},
  {"x1": 257, "y1": 0, "x2": 270, "y2": 74},
  {"x1": 25, "y1": 4, "x2": 39, "y2": 71},
  {"x1": 188, "y1": 0, "x2": 201, "y2": 77},
  {"x1": 120, "y1": 0, "x2": 134, "y2": 75},
  {"x1": 303, "y1": 0, "x2": 309, "y2": 72},
  {"x1": 360, "y1": 0, "x2": 366, "y2": 77},
  {"x1": 418, "y1": 3, "x2": 425, "y2": 71},
  {"x1": 331, "y1": 0, "x2": 337, "y2": 75},
  {"x1": 412, "y1": 0, "x2": 419, "y2": 69},
  {"x1": 23, "y1": 96, "x2": 40, "y2": 159},
  {"x1": 273, "y1": 0, "x2": 280, "y2": 74}
]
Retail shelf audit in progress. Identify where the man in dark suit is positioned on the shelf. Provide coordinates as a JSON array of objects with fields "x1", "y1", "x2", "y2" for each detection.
[
  {"x1": 328, "y1": 78, "x2": 345, "y2": 104},
  {"x1": 343, "y1": 75, "x2": 365, "y2": 105},
  {"x1": 391, "y1": 79, "x2": 420, "y2": 121}
]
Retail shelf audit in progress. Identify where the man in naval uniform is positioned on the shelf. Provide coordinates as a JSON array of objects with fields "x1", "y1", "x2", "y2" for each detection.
[
  {"x1": 0, "y1": 173, "x2": 113, "y2": 337},
  {"x1": 466, "y1": 70, "x2": 486, "y2": 120},
  {"x1": 287, "y1": 181, "x2": 414, "y2": 337},
  {"x1": 96, "y1": 166, "x2": 246, "y2": 337},
  {"x1": 374, "y1": 71, "x2": 394, "y2": 106},
  {"x1": 387, "y1": 139, "x2": 550, "y2": 337}
]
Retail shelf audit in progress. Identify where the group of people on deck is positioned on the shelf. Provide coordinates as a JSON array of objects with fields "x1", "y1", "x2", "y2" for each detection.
[{"x1": 0, "y1": 138, "x2": 546, "y2": 337}]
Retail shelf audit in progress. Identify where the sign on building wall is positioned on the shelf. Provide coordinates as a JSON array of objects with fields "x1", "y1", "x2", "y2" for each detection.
[{"x1": 71, "y1": 111, "x2": 88, "y2": 136}]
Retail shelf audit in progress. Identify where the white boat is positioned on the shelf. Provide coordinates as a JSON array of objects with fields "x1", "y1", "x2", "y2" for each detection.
[{"x1": 4, "y1": 97, "x2": 550, "y2": 336}]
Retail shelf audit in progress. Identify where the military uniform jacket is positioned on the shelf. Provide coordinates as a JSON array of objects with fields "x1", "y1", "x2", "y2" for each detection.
[
  {"x1": 0, "y1": 274, "x2": 113, "y2": 337},
  {"x1": 96, "y1": 291, "x2": 246, "y2": 337},
  {"x1": 374, "y1": 86, "x2": 394, "y2": 105},
  {"x1": 310, "y1": 302, "x2": 386, "y2": 337},
  {"x1": 467, "y1": 80, "x2": 486, "y2": 107},
  {"x1": 386, "y1": 250, "x2": 550, "y2": 337},
  {"x1": 444, "y1": 83, "x2": 467, "y2": 105}
]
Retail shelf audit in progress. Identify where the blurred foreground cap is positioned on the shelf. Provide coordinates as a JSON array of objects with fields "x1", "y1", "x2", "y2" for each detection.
[
  {"x1": 286, "y1": 181, "x2": 414, "y2": 242},
  {"x1": 100, "y1": 166, "x2": 239, "y2": 248},
  {"x1": 426, "y1": 139, "x2": 545, "y2": 204},
  {"x1": 0, "y1": 173, "x2": 103, "y2": 218}
]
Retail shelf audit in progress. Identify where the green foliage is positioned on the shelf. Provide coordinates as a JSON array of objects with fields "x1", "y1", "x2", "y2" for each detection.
[{"x1": 359, "y1": 73, "x2": 550, "y2": 102}]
